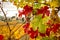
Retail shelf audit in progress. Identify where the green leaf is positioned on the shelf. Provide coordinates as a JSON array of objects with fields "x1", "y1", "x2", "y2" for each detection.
[
  {"x1": 49, "y1": 32, "x2": 57, "y2": 40},
  {"x1": 36, "y1": 36, "x2": 41, "y2": 40},
  {"x1": 31, "y1": 14, "x2": 47, "y2": 33},
  {"x1": 31, "y1": 14, "x2": 42, "y2": 31},
  {"x1": 42, "y1": 16, "x2": 50, "y2": 24},
  {"x1": 42, "y1": 37, "x2": 49, "y2": 40},
  {"x1": 14, "y1": 0, "x2": 18, "y2": 3},
  {"x1": 33, "y1": 3, "x2": 41, "y2": 9},
  {"x1": 50, "y1": 36, "x2": 57, "y2": 40},
  {"x1": 38, "y1": 24, "x2": 47, "y2": 33},
  {"x1": 31, "y1": 17, "x2": 39, "y2": 31}
]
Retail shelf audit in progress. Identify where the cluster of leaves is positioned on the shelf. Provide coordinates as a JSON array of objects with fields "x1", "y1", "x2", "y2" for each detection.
[
  {"x1": 10, "y1": 0, "x2": 45, "y2": 8},
  {"x1": 23, "y1": 23, "x2": 38, "y2": 39},
  {"x1": 20, "y1": 5, "x2": 60, "y2": 40},
  {"x1": 20, "y1": 5, "x2": 50, "y2": 39},
  {"x1": 9, "y1": 0, "x2": 60, "y2": 8},
  {"x1": 47, "y1": 20, "x2": 60, "y2": 33},
  {"x1": 23, "y1": 20, "x2": 60, "y2": 40},
  {"x1": 8, "y1": 0, "x2": 60, "y2": 40}
]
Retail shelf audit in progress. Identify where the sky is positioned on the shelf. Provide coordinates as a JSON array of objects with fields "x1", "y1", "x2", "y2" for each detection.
[{"x1": 0, "y1": 2, "x2": 18, "y2": 17}]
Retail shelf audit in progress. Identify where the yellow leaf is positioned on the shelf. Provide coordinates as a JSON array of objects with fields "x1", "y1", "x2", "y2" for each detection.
[{"x1": 50, "y1": 0, "x2": 59, "y2": 8}]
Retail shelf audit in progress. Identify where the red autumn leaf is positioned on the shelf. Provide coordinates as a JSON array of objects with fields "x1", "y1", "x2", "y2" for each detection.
[
  {"x1": 46, "y1": 28, "x2": 51, "y2": 36},
  {"x1": 39, "y1": 33, "x2": 46, "y2": 37},
  {"x1": 23, "y1": 23, "x2": 30, "y2": 29},
  {"x1": 27, "y1": 28, "x2": 38, "y2": 38},
  {"x1": 45, "y1": 10, "x2": 50, "y2": 16},
  {"x1": 43, "y1": 6, "x2": 49, "y2": 10},
  {"x1": 24, "y1": 28, "x2": 29, "y2": 33},
  {"x1": 42, "y1": 13, "x2": 45, "y2": 18},
  {"x1": 30, "y1": 32, "x2": 35, "y2": 39},
  {"x1": 47, "y1": 20, "x2": 52, "y2": 25},
  {"x1": 24, "y1": 5, "x2": 33, "y2": 13},
  {"x1": 37, "y1": 9, "x2": 43, "y2": 14},
  {"x1": 51, "y1": 23, "x2": 60, "y2": 33},
  {"x1": 18, "y1": 10, "x2": 24, "y2": 17},
  {"x1": 37, "y1": 6, "x2": 50, "y2": 18},
  {"x1": 18, "y1": 5, "x2": 33, "y2": 17},
  {"x1": 23, "y1": 23, "x2": 30, "y2": 33},
  {"x1": 0, "y1": 35, "x2": 4, "y2": 40}
]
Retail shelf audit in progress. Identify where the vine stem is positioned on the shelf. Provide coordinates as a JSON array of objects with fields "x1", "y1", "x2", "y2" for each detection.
[{"x1": 0, "y1": 6, "x2": 11, "y2": 40}]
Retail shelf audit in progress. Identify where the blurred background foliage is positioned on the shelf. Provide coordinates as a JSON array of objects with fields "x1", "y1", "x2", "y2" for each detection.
[{"x1": 0, "y1": 0, "x2": 60, "y2": 40}]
